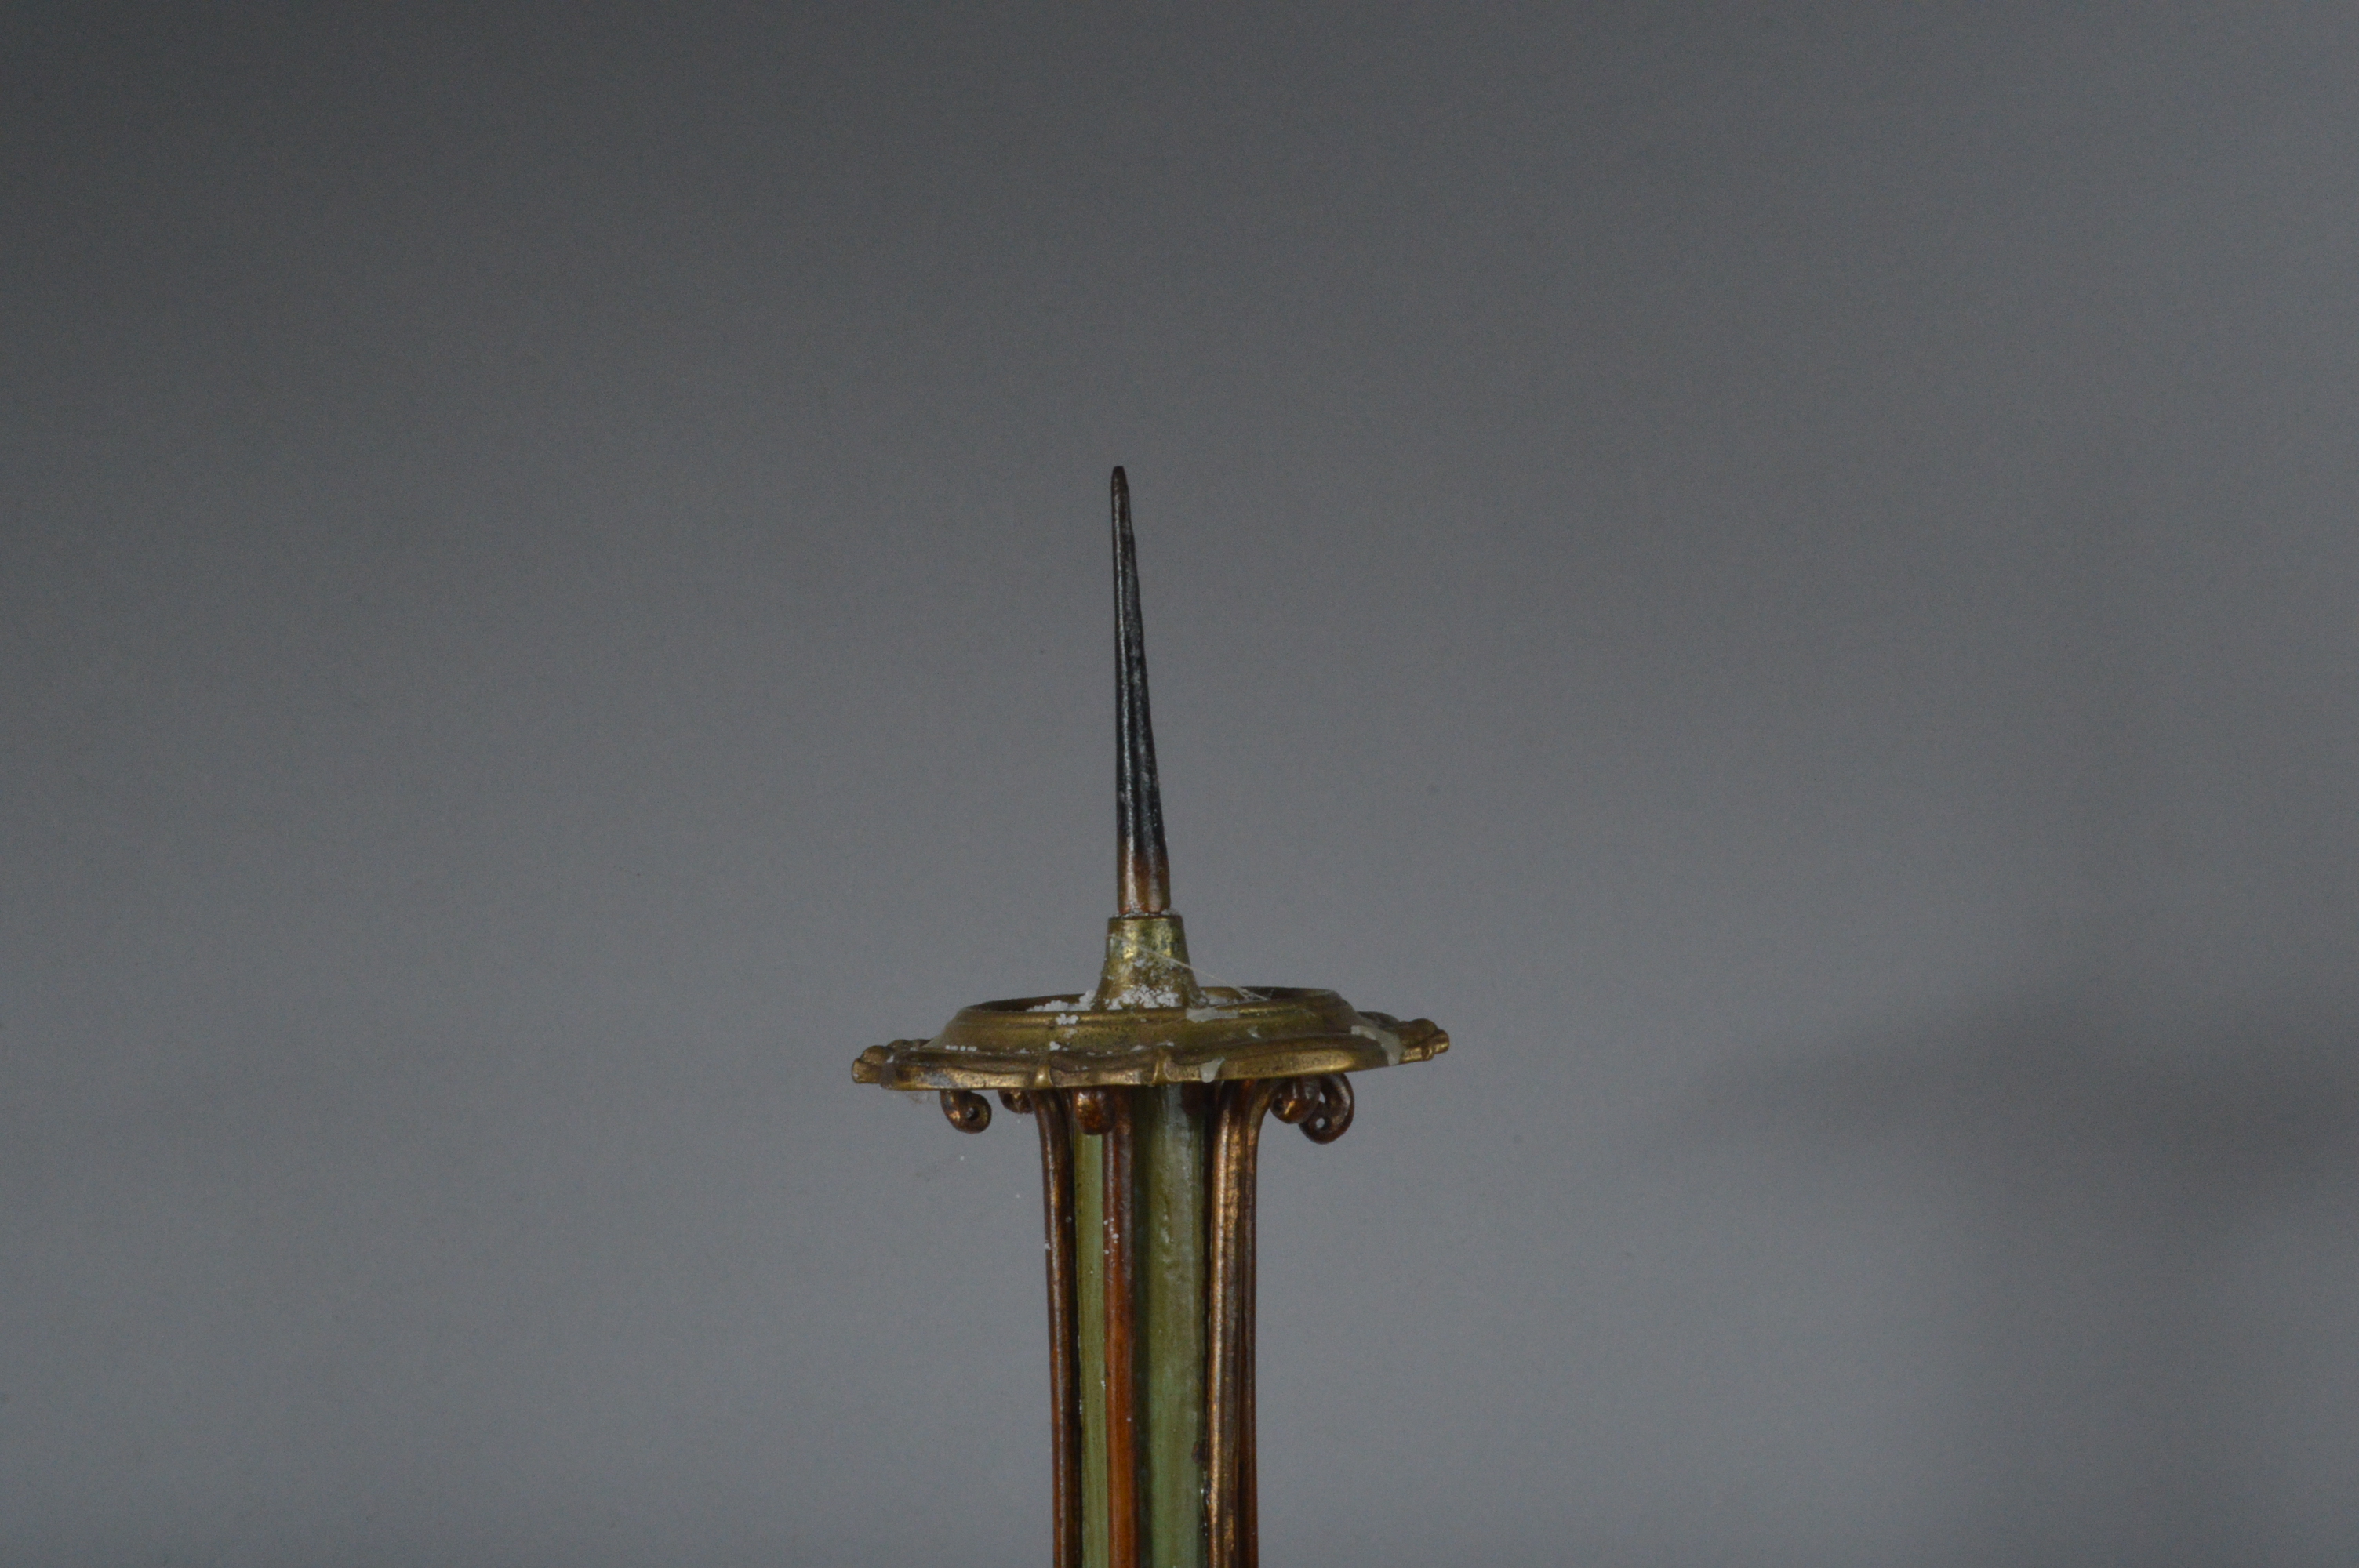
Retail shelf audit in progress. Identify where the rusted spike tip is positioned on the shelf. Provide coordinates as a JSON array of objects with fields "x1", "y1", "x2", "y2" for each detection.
[{"x1": 1112, "y1": 467, "x2": 1171, "y2": 916}]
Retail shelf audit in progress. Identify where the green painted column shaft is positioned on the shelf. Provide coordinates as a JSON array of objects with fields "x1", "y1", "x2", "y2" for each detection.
[
  {"x1": 1139, "y1": 1085, "x2": 1209, "y2": 1568},
  {"x1": 1073, "y1": 1087, "x2": 1209, "y2": 1568},
  {"x1": 1076, "y1": 914, "x2": 1213, "y2": 1566},
  {"x1": 1075, "y1": 1127, "x2": 1109, "y2": 1568}
]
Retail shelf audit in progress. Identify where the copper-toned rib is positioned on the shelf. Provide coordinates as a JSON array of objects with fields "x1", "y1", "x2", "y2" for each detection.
[
  {"x1": 1111, "y1": 467, "x2": 1170, "y2": 917},
  {"x1": 1009, "y1": 1091, "x2": 1084, "y2": 1568},
  {"x1": 1100, "y1": 1089, "x2": 1143, "y2": 1568},
  {"x1": 1205, "y1": 1077, "x2": 1283, "y2": 1568},
  {"x1": 1206, "y1": 1076, "x2": 1358, "y2": 1567},
  {"x1": 1239, "y1": 1218, "x2": 1259, "y2": 1568}
]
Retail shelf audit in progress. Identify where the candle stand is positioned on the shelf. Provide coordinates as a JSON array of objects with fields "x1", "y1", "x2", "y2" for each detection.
[{"x1": 852, "y1": 469, "x2": 1448, "y2": 1567}]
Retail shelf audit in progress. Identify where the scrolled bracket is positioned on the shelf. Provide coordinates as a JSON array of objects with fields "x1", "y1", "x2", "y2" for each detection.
[
  {"x1": 939, "y1": 1087, "x2": 993, "y2": 1133},
  {"x1": 1271, "y1": 1073, "x2": 1354, "y2": 1144}
]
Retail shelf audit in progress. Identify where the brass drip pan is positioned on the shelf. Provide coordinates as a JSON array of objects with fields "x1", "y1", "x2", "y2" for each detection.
[{"x1": 852, "y1": 986, "x2": 1448, "y2": 1091}]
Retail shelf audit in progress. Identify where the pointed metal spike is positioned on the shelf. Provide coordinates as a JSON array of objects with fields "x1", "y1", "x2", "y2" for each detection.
[{"x1": 1112, "y1": 466, "x2": 1170, "y2": 916}]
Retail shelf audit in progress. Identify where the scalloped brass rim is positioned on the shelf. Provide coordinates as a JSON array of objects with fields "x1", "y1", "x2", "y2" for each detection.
[{"x1": 851, "y1": 989, "x2": 1448, "y2": 1091}]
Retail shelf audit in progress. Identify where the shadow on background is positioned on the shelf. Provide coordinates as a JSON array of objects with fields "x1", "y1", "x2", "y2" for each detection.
[{"x1": 1685, "y1": 987, "x2": 2359, "y2": 1567}]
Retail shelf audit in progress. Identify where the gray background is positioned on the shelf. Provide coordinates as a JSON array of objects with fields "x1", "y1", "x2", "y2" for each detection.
[{"x1": 5, "y1": 5, "x2": 2355, "y2": 1563}]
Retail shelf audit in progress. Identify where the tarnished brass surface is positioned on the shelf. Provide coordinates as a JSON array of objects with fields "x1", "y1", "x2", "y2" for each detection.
[
  {"x1": 849, "y1": 470, "x2": 1445, "y2": 1568},
  {"x1": 854, "y1": 985, "x2": 1447, "y2": 1093}
]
